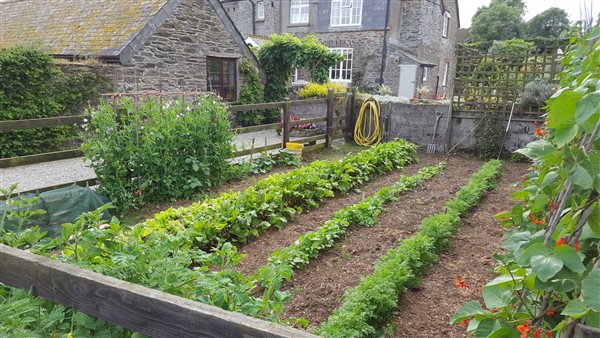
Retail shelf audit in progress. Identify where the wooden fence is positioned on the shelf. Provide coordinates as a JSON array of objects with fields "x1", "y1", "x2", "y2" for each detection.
[
  {"x1": 452, "y1": 40, "x2": 564, "y2": 122},
  {"x1": 0, "y1": 90, "x2": 351, "y2": 170},
  {"x1": 0, "y1": 244, "x2": 317, "y2": 338}
]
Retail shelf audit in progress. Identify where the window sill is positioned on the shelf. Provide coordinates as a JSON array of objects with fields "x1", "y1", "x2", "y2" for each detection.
[
  {"x1": 442, "y1": 35, "x2": 448, "y2": 39},
  {"x1": 329, "y1": 24, "x2": 361, "y2": 28},
  {"x1": 288, "y1": 23, "x2": 310, "y2": 27},
  {"x1": 256, "y1": 18, "x2": 265, "y2": 22}
]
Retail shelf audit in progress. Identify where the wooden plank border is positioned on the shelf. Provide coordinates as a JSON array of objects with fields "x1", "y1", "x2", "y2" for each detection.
[
  {"x1": 0, "y1": 115, "x2": 87, "y2": 131},
  {"x1": 0, "y1": 245, "x2": 318, "y2": 338},
  {"x1": 0, "y1": 149, "x2": 82, "y2": 168}
]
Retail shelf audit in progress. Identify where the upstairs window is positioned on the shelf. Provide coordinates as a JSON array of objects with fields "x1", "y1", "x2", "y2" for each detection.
[
  {"x1": 422, "y1": 67, "x2": 428, "y2": 81},
  {"x1": 257, "y1": 1, "x2": 265, "y2": 20},
  {"x1": 207, "y1": 57, "x2": 237, "y2": 101},
  {"x1": 329, "y1": 48, "x2": 353, "y2": 82},
  {"x1": 290, "y1": 0, "x2": 309, "y2": 24},
  {"x1": 331, "y1": 0, "x2": 362, "y2": 26},
  {"x1": 442, "y1": 11, "x2": 450, "y2": 37}
]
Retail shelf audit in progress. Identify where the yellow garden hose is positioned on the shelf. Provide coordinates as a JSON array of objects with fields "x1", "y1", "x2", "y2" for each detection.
[{"x1": 354, "y1": 97, "x2": 383, "y2": 146}]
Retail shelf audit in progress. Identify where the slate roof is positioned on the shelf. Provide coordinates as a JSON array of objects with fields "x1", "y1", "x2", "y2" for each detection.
[{"x1": 0, "y1": 0, "x2": 178, "y2": 60}]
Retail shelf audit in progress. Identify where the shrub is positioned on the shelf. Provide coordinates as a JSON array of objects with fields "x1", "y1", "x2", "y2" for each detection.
[
  {"x1": 520, "y1": 78, "x2": 554, "y2": 108},
  {"x1": 81, "y1": 95, "x2": 233, "y2": 211},
  {"x1": 236, "y1": 60, "x2": 265, "y2": 126},
  {"x1": 0, "y1": 46, "x2": 107, "y2": 158},
  {"x1": 474, "y1": 111, "x2": 503, "y2": 160},
  {"x1": 298, "y1": 82, "x2": 347, "y2": 99}
]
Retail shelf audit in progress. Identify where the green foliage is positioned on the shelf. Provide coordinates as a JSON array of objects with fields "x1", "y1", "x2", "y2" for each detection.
[
  {"x1": 142, "y1": 140, "x2": 418, "y2": 250},
  {"x1": 488, "y1": 39, "x2": 535, "y2": 66},
  {"x1": 453, "y1": 28, "x2": 600, "y2": 337},
  {"x1": 470, "y1": 3, "x2": 524, "y2": 46},
  {"x1": 474, "y1": 111, "x2": 503, "y2": 160},
  {"x1": 0, "y1": 46, "x2": 107, "y2": 158},
  {"x1": 257, "y1": 34, "x2": 343, "y2": 104},
  {"x1": 236, "y1": 60, "x2": 265, "y2": 126},
  {"x1": 320, "y1": 160, "x2": 503, "y2": 337},
  {"x1": 81, "y1": 96, "x2": 233, "y2": 211},
  {"x1": 521, "y1": 78, "x2": 554, "y2": 108},
  {"x1": 526, "y1": 7, "x2": 570, "y2": 39},
  {"x1": 255, "y1": 163, "x2": 447, "y2": 295},
  {"x1": 297, "y1": 82, "x2": 347, "y2": 99}
]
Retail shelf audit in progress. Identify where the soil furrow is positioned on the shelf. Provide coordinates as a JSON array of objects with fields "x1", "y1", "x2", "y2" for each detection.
[
  {"x1": 391, "y1": 161, "x2": 529, "y2": 338},
  {"x1": 234, "y1": 154, "x2": 445, "y2": 276},
  {"x1": 278, "y1": 154, "x2": 485, "y2": 327}
]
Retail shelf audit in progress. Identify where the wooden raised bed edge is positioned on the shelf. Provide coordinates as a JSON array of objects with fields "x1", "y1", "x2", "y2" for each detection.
[{"x1": 0, "y1": 244, "x2": 317, "y2": 338}]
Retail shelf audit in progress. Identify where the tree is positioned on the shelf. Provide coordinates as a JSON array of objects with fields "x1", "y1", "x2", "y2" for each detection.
[
  {"x1": 470, "y1": 3, "x2": 524, "y2": 45},
  {"x1": 490, "y1": 0, "x2": 525, "y2": 12},
  {"x1": 525, "y1": 7, "x2": 570, "y2": 39}
]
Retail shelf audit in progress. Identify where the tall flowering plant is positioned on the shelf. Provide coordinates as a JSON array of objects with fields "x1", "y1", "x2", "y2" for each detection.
[{"x1": 452, "y1": 29, "x2": 600, "y2": 337}]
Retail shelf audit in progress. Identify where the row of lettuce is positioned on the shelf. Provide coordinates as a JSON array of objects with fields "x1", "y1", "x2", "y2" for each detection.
[{"x1": 1, "y1": 140, "x2": 420, "y2": 336}]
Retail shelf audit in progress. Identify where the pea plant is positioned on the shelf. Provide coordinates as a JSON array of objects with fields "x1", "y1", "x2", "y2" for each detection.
[{"x1": 452, "y1": 28, "x2": 600, "y2": 338}]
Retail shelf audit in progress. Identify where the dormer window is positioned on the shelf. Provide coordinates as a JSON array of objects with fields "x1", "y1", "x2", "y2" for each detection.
[
  {"x1": 442, "y1": 11, "x2": 450, "y2": 38},
  {"x1": 331, "y1": 0, "x2": 362, "y2": 26}
]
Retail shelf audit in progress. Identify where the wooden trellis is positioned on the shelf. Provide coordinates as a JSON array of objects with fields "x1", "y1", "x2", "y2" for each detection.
[{"x1": 453, "y1": 40, "x2": 564, "y2": 121}]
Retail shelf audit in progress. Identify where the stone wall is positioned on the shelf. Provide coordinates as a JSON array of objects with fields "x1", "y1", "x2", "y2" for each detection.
[
  {"x1": 375, "y1": 101, "x2": 536, "y2": 152},
  {"x1": 222, "y1": 0, "x2": 280, "y2": 37},
  {"x1": 312, "y1": 30, "x2": 386, "y2": 88},
  {"x1": 107, "y1": 0, "x2": 246, "y2": 93}
]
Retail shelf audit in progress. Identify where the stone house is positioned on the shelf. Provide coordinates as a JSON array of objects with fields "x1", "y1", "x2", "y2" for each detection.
[
  {"x1": 222, "y1": 0, "x2": 459, "y2": 98},
  {"x1": 0, "y1": 0, "x2": 264, "y2": 100}
]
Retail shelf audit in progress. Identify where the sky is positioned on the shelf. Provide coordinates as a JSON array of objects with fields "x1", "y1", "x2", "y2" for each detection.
[{"x1": 458, "y1": 0, "x2": 599, "y2": 27}]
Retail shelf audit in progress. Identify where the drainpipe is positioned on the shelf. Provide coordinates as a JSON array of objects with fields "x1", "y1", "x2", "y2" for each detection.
[
  {"x1": 250, "y1": 0, "x2": 256, "y2": 34},
  {"x1": 378, "y1": 0, "x2": 391, "y2": 84}
]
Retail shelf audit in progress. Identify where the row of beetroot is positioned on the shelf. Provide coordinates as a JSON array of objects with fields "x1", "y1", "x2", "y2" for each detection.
[{"x1": 0, "y1": 140, "x2": 420, "y2": 336}]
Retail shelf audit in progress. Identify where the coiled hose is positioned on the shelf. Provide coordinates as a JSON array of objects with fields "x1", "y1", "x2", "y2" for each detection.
[{"x1": 354, "y1": 97, "x2": 382, "y2": 146}]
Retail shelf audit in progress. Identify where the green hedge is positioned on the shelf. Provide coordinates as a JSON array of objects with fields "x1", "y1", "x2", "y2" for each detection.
[
  {"x1": 0, "y1": 46, "x2": 108, "y2": 158},
  {"x1": 320, "y1": 160, "x2": 503, "y2": 337},
  {"x1": 143, "y1": 140, "x2": 418, "y2": 249}
]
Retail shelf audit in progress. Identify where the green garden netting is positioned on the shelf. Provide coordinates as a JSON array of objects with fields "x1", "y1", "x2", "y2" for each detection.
[{"x1": 0, "y1": 185, "x2": 110, "y2": 237}]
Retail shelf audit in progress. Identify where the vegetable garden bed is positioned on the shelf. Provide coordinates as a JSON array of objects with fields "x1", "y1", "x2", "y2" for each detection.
[{"x1": 0, "y1": 141, "x2": 531, "y2": 338}]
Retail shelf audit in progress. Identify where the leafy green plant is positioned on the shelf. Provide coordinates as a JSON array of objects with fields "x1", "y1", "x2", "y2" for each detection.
[
  {"x1": 298, "y1": 82, "x2": 347, "y2": 99},
  {"x1": 143, "y1": 140, "x2": 418, "y2": 249},
  {"x1": 451, "y1": 28, "x2": 600, "y2": 338},
  {"x1": 82, "y1": 95, "x2": 233, "y2": 211},
  {"x1": 257, "y1": 34, "x2": 343, "y2": 104},
  {"x1": 255, "y1": 163, "x2": 447, "y2": 295},
  {"x1": 320, "y1": 160, "x2": 503, "y2": 337},
  {"x1": 0, "y1": 46, "x2": 107, "y2": 158},
  {"x1": 521, "y1": 78, "x2": 555, "y2": 108},
  {"x1": 236, "y1": 60, "x2": 265, "y2": 126}
]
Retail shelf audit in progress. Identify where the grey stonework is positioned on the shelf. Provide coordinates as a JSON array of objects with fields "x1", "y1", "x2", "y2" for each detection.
[
  {"x1": 380, "y1": 102, "x2": 536, "y2": 152},
  {"x1": 106, "y1": 0, "x2": 245, "y2": 93},
  {"x1": 221, "y1": 0, "x2": 459, "y2": 99}
]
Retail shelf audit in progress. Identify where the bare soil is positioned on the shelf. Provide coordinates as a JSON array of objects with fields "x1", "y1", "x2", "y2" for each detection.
[
  {"x1": 234, "y1": 154, "x2": 446, "y2": 276},
  {"x1": 276, "y1": 153, "x2": 488, "y2": 327},
  {"x1": 392, "y1": 161, "x2": 529, "y2": 338}
]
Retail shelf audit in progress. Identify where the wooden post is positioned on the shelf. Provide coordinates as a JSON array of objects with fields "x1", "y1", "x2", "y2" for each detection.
[
  {"x1": 345, "y1": 90, "x2": 355, "y2": 141},
  {"x1": 0, "y1": 245, "x2": 318, "y2": 338},
  {"x1": 326, "y1": 88, "x2": 334, "y2": 148},
  {"x1": 282, "y1": 98, "x2": 291, "y2": 148},
  {"x1": 443, "y1": 101, "x2": 454, "y2": 152}
]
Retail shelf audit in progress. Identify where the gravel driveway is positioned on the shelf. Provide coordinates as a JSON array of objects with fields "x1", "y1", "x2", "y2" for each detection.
[{"x1": 0, "y1": 130, "x2": 310, "y2": 194}]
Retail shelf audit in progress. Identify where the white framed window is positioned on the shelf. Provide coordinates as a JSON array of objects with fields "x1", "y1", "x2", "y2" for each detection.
[
  {"x1": 290, "y1": 0, "x2": 309, "y2": 24},
  {"x1": 329, "y1": 48, "x2": 353, "y2": 82},
  {"x1": 442, "y1": 62, "x2": 449, "y2": 86},
  {"x1": 330, "y1": 0, "x2": 362, "y2": 27},
  {"x1": 292, "y1": 68, "x2": 299, "y2": 82},
  {"x1": 442, "y1": 11, "x2": 450, "y2": 37},
  {"x1": 257, "y1": 1, "x2": 265, "y2": 20},
  {"x1": 422, "y1": 67, "x2": 428, "y2": 81}
]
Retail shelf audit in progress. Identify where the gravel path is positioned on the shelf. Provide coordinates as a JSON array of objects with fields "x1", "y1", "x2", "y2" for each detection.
[{"x1": 0, "y1": 130, "x2": 310, "y2": 194}]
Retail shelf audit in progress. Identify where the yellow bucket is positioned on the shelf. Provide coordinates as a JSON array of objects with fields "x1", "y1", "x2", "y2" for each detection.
[{"x1": 286, "y1": 142, "x2": 304, "y2": 151}]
